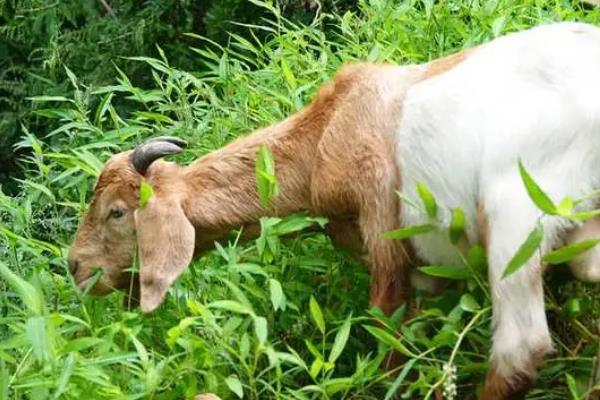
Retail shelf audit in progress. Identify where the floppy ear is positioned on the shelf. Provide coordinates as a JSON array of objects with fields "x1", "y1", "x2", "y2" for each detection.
[{"x1": 135, "y1": 195, "x2": 195, "y2": 312}]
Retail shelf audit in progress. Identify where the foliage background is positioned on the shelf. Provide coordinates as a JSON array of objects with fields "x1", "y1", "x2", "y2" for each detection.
[{"x1": 1, "y1": 0, "x2": 600, "y2": 399}]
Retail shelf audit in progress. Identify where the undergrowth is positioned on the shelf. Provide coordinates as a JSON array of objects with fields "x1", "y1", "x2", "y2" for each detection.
[{"x1": 1, "y1": 0, "x2": 600, "y2": 399}]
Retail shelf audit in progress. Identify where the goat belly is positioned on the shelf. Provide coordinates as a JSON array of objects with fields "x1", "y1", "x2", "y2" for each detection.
[{"x1": 394, "y1": 22, "x2": 600, "y2": 266}]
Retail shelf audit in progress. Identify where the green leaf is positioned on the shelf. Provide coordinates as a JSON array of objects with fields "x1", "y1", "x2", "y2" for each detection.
[
  {"x1": 328, "y1": 314, "x2": 352, "y2": 364},
  {"x1": 0, "y1": 261, "x2": 43, "y2": 315},
  {"x1": 491, "y1": 15, "x2": 506, "y2": 37},
  {"x1": 15, "y1": 179, "x2": 56, "y2": 201},
  {"x1": 253, "y1": 316, "x2": 268, "y2": 345},
  {"x1": 502, "y1": 222, "x2": 543, "y2": 279},
  {"x1": 280, "y1": 58, "x2": 297, "y2": 89},
  {"x1": 543, "y1": 239, "x2": 600, "y2": 265},
  {"x1": 565, "y1": 373, "x2": 581, "y2": 400},
  {"x1": 384, "y1": 359, "x2": 416, "y2": 400},
  {"x1": 323, "y1": 378, "x2": 354, "y2": 395},
  {"x1": 363, "y1": 325, "x2": 414, "y2": 357},
  {"x1": 459, "y1": 293, "x2": 480, "y2": 312},
  {"x1": 82, "y1": 269, "x2": 104, "y2": 296},
  {"x1": 139, "y1": 180, "x2": 154, "y2": 208},
  {"x1": 225, "y1": 375, "x2": 244, "y2": 399},
  {"x1": 1, "y1": 360, "x2": 8, "y2": 400},
  {"x1": 416, "y1": 182, "x2": 437, "y2": 218},
  {"x1": 268, "y1": 279, "x2": 286, "y2": 312},
  {"x1": 26, "y1": 316, "x2": 51, "y2": 363},
  {"x1": 518, "y1": 160, "x2": 557, "y2": 214},
  {"x1": 229, "y1": 263, "x2": 267, "y2": 277},
  {"x1": 564, "y1": 298, "x2": 583, "y2": 319},
  {"x1": 466, "y1": 245, "x2": 487, "y2": 275},
  {"x1": 61, "y1": 337, "x2": 104, "y2": 353},
  {"x1": 207, "y1": 300, "x2": 252, "y2": 315},
  {"x1": 255, "y1": 146, "x2": 279, "y2": 208},
  {"x1": 419, "y1": 265, "x2": 472, "y2": 280},
  {"x1": 310, "y1": 358, "x2": 323, "y2": 379},
  {"x1": 271, "y1": 213, "x2": 318, "y2": 236},
  {"x1": 556, "y1": 197, "x2": 574, "y2": 216},
  {"x1": 567, "y1": 210, "x2": 600, "y2": 222},
  {"x1": 309, "y1": 296, "x2": 326, "y2": 335},
  {"x1": 381, "y1": 224, "x2": 435, "y2": 240},
  {"x1": 449, "y1": 207, "x2": 466, "y2": 244}
]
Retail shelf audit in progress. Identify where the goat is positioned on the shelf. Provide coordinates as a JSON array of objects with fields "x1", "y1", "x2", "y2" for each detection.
[{"x1": 68, "y1": 22, "x2": 600, "y2": 399}]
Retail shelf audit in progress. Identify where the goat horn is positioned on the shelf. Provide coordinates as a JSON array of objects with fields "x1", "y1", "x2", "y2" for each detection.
[
  {"x1": 147, "y1": 136, "x2": 188, "y2": 148},
  {"x1": 131, "y1": 136, "x2": 187, "y2": 175}
]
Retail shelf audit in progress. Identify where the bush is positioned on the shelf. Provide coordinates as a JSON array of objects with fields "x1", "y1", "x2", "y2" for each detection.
[{"x1": 0, "y1": 0, "x2": 355, "y2": 193}]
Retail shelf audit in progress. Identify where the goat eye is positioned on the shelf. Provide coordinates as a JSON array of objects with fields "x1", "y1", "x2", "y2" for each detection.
[{"x1": 109, "y1": 208, "x2": 125, "y2": 219}]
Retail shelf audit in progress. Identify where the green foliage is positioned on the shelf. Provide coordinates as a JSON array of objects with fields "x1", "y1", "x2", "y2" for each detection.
[
  {"x1": 255, "y1": 146, "x2": 279, "y2": 208},
  {"x1": 519, "y1": 159, "x2": 558, "y2": 215},
  {"x1": 502, "y1": 222, "x2": 544, "y2": 279},
  {"x1": 416, "y1": 182, "x2": 438, "y2": 219},
  {"x1": 139, "y1": 180, "x2": 155, "y2": 208},
  {"x1": 544, "y1": 239, "x2": 600, "y2": 265},
  {"x1": 1, "y1": 0, "x2": 600, "y2": 399},
  {"x1": 0, "y1": 0, "x2": 354, "y2": 192}
]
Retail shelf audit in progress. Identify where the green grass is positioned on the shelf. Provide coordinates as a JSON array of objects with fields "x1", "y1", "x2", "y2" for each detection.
[{"x1": 2, "y1": 0, "x2": 600, "y2": 399}]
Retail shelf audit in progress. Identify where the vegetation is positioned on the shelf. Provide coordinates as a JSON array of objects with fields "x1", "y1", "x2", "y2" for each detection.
[{"x1": 1, "y1": 0, "x2": 600, "y2": 399}]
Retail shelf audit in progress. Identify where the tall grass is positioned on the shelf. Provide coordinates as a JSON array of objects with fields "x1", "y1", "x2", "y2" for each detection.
[{"x1": 2, "y1": 0, "x2": 600, "y2": 398}]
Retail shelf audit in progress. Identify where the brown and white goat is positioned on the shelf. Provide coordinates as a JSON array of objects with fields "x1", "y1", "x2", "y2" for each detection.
[{"x1": 69, "y1": 22, "x2": 600, "y2": 399}]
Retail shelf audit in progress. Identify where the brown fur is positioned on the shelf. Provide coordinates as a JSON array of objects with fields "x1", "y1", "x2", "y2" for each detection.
[
  {"x1": 479, "y1": 359, "x2": 541, "y2": 400},
  {"x1": 421, "y1": 51, "x2": 470, "y2": 80}
]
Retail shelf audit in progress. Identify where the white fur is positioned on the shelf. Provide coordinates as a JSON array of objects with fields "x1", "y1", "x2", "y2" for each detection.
[{"x1": 392, "y1": 22, "x2": 600, "y2": 380}]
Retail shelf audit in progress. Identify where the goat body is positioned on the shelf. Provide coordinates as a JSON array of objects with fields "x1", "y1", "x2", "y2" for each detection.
[{"x1": 68, "y1": 22, "x2": 600, "y2": 399}]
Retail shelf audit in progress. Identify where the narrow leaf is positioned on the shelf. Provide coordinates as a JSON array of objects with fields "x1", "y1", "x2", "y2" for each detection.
[
  {"x1": 381, "y1": 224, "x2": 435, "y2": 240},
  {"x1": 518, "y1": 160, "x2": 556, "y2": 214},
  {"x1": 567, "y1": 210, "x2": 600, "y2": 222},
  {"x1": 328, "y1": 314, "x2": 352, "y2": 364},
  {"x1": 419, "y1": 265, "x2": 472, "y2": 280},
  {"x1": 565, "y1": 373, "x2": 580, "y2": 400},
  {"x1": 543, "y1": 239, "x2": 600, "y2": 264},
  {"x1": 502, "y1": 222, "x2": 543, "y2": 279},
  {"x1": 384, "y1": 359, "x2": 416, "y2": 400},
  {"x1": 225, "y1": 375, "x2": 244, "y2": 399},
  {"x1": 207, "y1": 300, "x2": 252, "y2": 315},
  {"x1": 26, "y1": 316, "x2": 51, "y2": 363},
  {"x1": 255, "y1": 146, "x2": 279, "y2": 207},
  {"x1": 416, "y1": 182, "x2": 437, "y2": 218},
  {"x1": 0, "y1": 261, "x2": 43, "y2": 315},
  {"x1": 268, "y1": 279, "x2": 286, "y2": 312},
  {"x1": 363, "y1": 325, "x2": 414, "y2": 357},
  {"x1": 139, "y1": 180, "x2": 154, "y2": 208},
  {"x1": 449, "y1": 207, "x2": 466, "y2": 244},
  {"x1": 309, "y1": 296, "x2": 326, "y2": 334},
  {"x1": 253, "y1": 316, "x2": 268, "y2": 345}
]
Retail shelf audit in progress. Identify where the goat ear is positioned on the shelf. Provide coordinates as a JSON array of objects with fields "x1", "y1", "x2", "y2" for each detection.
[{"x1": 135, "y1": 195, "x2": 195, "y2": 312}]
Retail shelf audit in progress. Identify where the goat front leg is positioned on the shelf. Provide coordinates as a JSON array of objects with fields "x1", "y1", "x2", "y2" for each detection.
[
  {"x1": 326, "y1": 217, "x2": 409, "y2": 306},
  {"x1": 356, "y1": 167, "x2": 411, "y2": 316},
  {"x1": 358, "y1": 187, "x2": 412, "y2": 372},
  {"x1": 480, "y1": 187, "x2": 555, "y2": 400}
]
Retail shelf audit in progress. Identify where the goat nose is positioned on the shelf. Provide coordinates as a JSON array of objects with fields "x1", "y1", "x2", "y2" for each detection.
[{"x1": 68, "y1": 259, "x2": 79, "y2": 275}]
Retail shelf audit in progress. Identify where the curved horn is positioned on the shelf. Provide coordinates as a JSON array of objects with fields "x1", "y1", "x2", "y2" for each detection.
[
  {"x1": 148, "y1": 136, "x2": 188, "y2": 148},
  {"x1": 131, "y1": 137, "x2": 187, "y2": 175}
]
